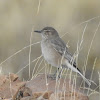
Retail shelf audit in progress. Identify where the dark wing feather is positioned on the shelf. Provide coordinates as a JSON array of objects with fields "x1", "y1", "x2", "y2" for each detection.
[{"x1": 51, "y1": 37, "x2": 78, "y2": 69}]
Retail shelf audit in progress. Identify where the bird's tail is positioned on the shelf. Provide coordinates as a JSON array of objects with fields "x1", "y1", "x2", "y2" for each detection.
[
  {"x1": 77, "y1": 71, "x2": 91, "y2": 86},
  {"x1": 65, "y1": 61, "x2": 91, "y2": 86}
]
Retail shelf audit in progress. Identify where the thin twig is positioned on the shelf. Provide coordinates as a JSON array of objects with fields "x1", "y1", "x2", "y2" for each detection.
[
  {"x1": 28, "y1": 27, "x2": 34, "y2": 78},
  {"x1": 16, "y1": 55, "x2": 42, "y2": 75},
  {"x1": 0, "y1": 42, "x2": 40, "y2": 66}
]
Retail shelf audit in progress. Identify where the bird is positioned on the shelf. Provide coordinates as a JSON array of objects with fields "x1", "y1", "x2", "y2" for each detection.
[{"x1": 34, "y1": 27, "x2": 91, "y2": 85}]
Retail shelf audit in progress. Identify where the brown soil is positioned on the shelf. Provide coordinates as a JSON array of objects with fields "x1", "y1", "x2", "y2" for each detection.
[{"x1": 0, "y1": 73, "x2": 89, "y2": 100}]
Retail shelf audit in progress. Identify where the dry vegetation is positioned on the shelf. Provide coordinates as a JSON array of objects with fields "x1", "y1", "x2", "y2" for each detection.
[{"x1": 0, "y1": 0, "x2": 100, "y2": 100}]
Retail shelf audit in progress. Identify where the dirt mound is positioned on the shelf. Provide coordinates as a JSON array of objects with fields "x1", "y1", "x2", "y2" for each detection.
[{"x1": 0, "y1": 73, "x2": 89, "y2": 100}]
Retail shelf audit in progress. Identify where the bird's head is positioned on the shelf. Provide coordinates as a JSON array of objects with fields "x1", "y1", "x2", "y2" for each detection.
[{"x1": 34, "y1": 27, "x2": 59, "y2": 40}]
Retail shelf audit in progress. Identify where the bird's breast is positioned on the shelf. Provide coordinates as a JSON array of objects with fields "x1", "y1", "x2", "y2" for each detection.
[{"x1": 41, "y1": 40, "x2": 61, "y2": 67}]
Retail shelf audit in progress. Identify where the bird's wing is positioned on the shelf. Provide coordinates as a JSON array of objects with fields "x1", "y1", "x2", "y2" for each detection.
[
  {"x1": 51, "y1": 37, "x2": 72, "y2": 61},
  {"x1": 51, "y1": 37, "x2": 91, "y2": 85},
  {"x1": 51, "y1": 37, "x2": 77, "y2": 69}
]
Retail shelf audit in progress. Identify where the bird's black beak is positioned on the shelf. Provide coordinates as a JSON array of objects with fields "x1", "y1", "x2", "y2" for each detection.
[{"x1": 34, "y1": 30, "x2": 41, "y2": 33}]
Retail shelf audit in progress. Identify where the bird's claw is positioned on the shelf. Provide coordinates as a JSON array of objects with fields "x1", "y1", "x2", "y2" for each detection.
[{"x1": 47, "y1": 74, "x2": 61, "y2": 80}]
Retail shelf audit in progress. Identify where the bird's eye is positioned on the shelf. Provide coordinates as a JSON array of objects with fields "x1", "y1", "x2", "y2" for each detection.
[{"x1": 44, "y1": 30, "x2": 50, "y2": 35}]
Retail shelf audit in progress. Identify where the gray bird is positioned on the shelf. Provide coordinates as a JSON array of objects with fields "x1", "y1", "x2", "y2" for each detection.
[{"x1": 34, "y1": 27, "x2": 91, "y2": 85}]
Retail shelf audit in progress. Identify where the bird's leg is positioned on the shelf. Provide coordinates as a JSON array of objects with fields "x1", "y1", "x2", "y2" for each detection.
[
  {"x1": 54, "y1": 67, "x2": 60, "y2": 75},
  {"x1": 52, "y1": 66, "x2": 64, "y2": 79},
  {"x1": 58, "y1": 68, "x2": 63, "y2": 79},
  {"x1": 47, "y1": 68, "x2": 60, "y2": 79},
  {"x1": 58, "y1": 65, "x2": 67, "y2": 78},
  {"x1": 52, "y1": 67, "x2": 63, "y2": 79}
]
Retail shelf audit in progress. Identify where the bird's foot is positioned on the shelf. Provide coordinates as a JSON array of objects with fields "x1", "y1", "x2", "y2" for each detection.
[
  {"x1": 47, "y1": 74, "x2": 61, "y2": 80},
  {"x1": 47, "y1": 74, "x2": 56, "y2": 80}
]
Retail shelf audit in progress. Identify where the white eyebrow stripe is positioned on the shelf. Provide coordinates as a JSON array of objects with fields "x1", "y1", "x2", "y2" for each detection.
[{"x1": 44, "y1": 30, "x2": 51, "y2": 32}]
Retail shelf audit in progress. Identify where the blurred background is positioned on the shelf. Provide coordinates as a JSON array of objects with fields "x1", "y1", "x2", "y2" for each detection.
[{"x1": 0, "y1": 0, "x2": 100, "y2": 96}]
